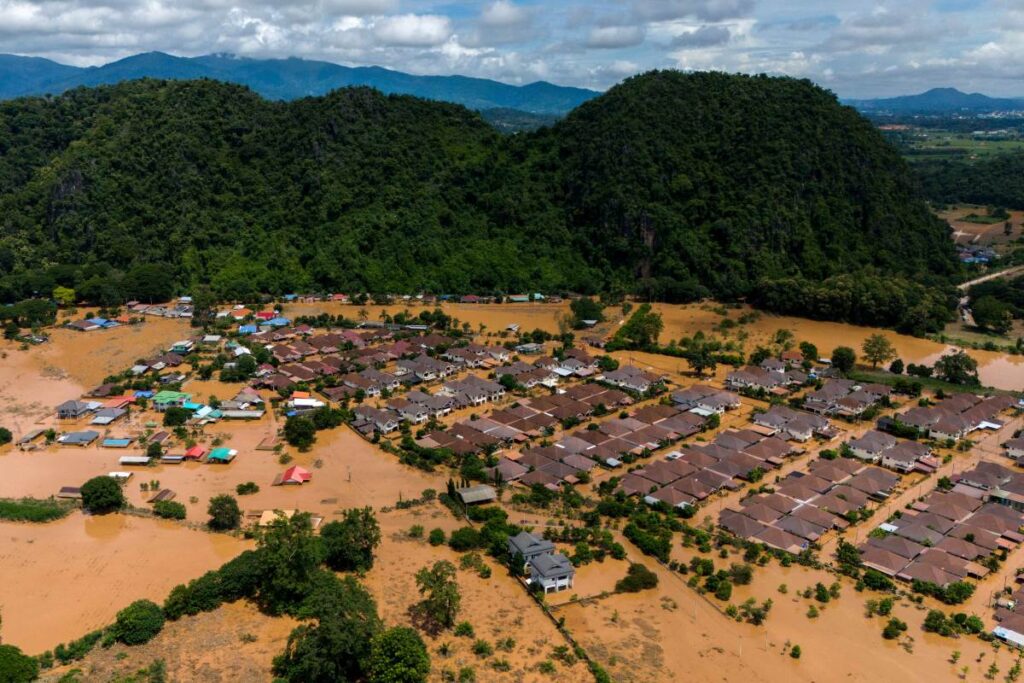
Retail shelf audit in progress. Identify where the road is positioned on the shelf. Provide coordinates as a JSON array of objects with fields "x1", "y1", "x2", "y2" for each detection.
[{"x1": 957, "y1": 265, "x2": 1024, "y2": 292}]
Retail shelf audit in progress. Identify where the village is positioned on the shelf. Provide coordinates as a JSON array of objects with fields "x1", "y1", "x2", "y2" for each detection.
[{"x1": 5, "y1": 295, "x2": 1024, "y2": 682}]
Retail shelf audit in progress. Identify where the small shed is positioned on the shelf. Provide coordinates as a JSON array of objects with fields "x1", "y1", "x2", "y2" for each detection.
[{"x1": 456, "y1": 484, "x2": 497, "y2": 505}]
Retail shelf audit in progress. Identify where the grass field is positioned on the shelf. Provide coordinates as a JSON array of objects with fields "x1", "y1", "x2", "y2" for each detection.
[
  {"x1": 902, "y1": 133, "x2": 1024, "y2": 161},
  {"x1": 0, "y1": 497, "x2": 76, "y2": 523}
]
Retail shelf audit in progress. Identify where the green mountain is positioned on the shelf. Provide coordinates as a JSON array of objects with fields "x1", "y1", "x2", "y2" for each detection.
[
  {"x1": 0, "y1": 72, "x2": 959, "y2": 331},
  {"x1": 846, "y1": 87, "x2": 1024, "y2": 114},
  {"x1": 0, "y1": 52, "x2": 598, "y2": 114}
]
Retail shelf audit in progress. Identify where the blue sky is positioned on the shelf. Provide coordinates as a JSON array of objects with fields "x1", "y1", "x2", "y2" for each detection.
[{"x1": 1, "y1": 0, "x2": 1022, "y2": 97}]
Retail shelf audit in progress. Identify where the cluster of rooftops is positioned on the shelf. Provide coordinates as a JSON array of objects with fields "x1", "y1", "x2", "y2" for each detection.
[{"x1": 860, "y1": 461, "x2": 1024, "y2": 588}]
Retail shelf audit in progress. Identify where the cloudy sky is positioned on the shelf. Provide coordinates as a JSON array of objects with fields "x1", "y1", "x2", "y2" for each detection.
[{"x1": 2, "y1": 0, "x2": 1023, "y2": 97}]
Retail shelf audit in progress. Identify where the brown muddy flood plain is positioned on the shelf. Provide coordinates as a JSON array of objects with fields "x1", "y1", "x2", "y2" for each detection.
[{"x1": 3, "y1": 301, "x2": 1024, "y2": 681}]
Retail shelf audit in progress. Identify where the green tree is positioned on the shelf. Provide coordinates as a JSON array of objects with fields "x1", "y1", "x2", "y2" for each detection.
[
  {"x1": 255, "y1": 512, "x2": 323, "y2": 614},
  {"x1": 273, "y1": 573, "x2": 382, "y2": 682},
  {"x1": 972, "y1": 296, "x2": 1013, "y2": 334},
  {"x1": 831, "y1": 346, "x2": 856, "y2": 373},
  {"x1": 862, "y1": 334, "x2": 897, "y2": 368},
  {"x1": 569, "y1": 298, "x2": 605, "y2": 327},
  {"x1": 207, "y1": 494, "x2": 241, "y2": 531},
  {"x1": 934, "y1": 352, "x2": 980, "y2": 386},
  {"x1": 162, "y1": 406, "x2": 189, "y2": 427},
  {"x1": 799, "y1": 341, "x2": 818, "y2": 363},
  {"x1": 0, "y1": 644, "x2": 39, "y2": 682},
  {"x1": 52, "y1": 285, "x2": 76, "y2": 307},
  {"x1": 0, "y1": 426, "x2": 12, "y2": 445},
  {"x1": 415, "y1": 560, "x2": 461, "y2": 629},
  {"x1": 81, "y1": 475, "x2": 125, "y2": 513},
  {"x1": 284, "y1": 416, "x2": 317, "y2": 450},
  {"x1": 367, "y1": 626, "x2": 431, "y2": 683},
  {"x1": 113, "y1": 599, "x2": 165, "y2": 645},
  {"x1": 612, "y1": 304, "x2": 664, "y2": 349},
  {"x1": 321, "y1": 507, "x2": 382, "y2": 572}
]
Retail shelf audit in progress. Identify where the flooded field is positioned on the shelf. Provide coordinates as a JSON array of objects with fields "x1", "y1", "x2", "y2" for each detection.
[
  {"x1": 558, "y1": 547, "x2": 1024, "y2": 683},
  {"x1": 0, "y1": 513, "x2": 248, "y2": 653},
  {"x1": 364, "y1": 507, "x2": 593, "y2": 682}
]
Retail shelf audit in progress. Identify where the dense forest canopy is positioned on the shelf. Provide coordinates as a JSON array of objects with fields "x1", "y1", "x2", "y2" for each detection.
[
  {"x1": 0, "y1": 70, "x2": 959, "y2": 330},
  {"x1": 914, "y1": 152, "x2": 1024, "y2": 210}
]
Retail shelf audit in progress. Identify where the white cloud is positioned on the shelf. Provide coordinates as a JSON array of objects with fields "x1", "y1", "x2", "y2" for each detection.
[
  {"x1": 633, "y1": 0, "x2": 755, "y2": 23},
  {"x1": 586, "y1": 25, "x2": 645, "y2": 49},
  {"x1": 670, "y1": 24, "x2": 731, "y2": 48},
  {"x1": 373, "y1": 14, "x2": 452, "y2": 46},
  {"x1": 467, "y1": 0, "x2": 535, "y2": 46}
]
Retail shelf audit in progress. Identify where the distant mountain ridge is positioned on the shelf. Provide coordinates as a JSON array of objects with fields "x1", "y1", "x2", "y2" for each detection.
[
  {"x1": 847, "y1": 87, "x2": 1024, "y2": 114},
  {"x1": 0, "y1": 51, "x2": 599, "y2": 114}
]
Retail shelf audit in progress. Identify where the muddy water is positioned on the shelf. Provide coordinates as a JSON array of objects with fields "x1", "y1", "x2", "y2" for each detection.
[
  {"x1": 560, "y1": 538, "x2": 1021, "y2": 683},
  {"x1": 363, "y1": 507, "x2": 593, "y2": 683},
  {"x1": 0, "y1": 512, "x2": 248, "y2": 653},
  {"x1": 651, "y1": 304, "x2": 1024, "y2": 391}
]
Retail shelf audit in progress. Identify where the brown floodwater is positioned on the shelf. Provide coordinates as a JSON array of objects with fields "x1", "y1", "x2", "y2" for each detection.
[{"x1": 0, "y1": 512, "x2": 248, "y2": 653}]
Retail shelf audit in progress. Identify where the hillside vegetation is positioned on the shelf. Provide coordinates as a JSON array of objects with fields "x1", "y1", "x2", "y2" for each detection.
[
  {"x1": 914, "y1": 152, "x2": 1024, "y2": 209},
  {"x1": 0, "y1": 71, "x2": 959, "y2": 331}
]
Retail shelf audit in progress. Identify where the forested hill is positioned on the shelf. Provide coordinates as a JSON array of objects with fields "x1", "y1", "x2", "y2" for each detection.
[{"x1": 0, "y1": 71, "x2": 960, "y2": 332}]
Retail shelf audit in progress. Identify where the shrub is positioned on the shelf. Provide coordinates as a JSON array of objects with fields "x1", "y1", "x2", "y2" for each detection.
[
  {"x1": 114, "y1": 599, "x2": 165, "y2": 645},
  {"x1": 615, "y1": 563, "x2": 659, "y2": 593},
  {"x1": 448, "y1": 527, "x2": 482, "y2": 551},
  {"x1": 882, "y1": 618, "x2": 908, "y2": 640},
  {"x1": 728, "y1": 563, "x2": 754, "y2": 585},
  {"x1": 408, "y1": 525, "x2": 424, "y2": 539},
  {"x1": 454, "y1": 621, "x2": 475, "y2": 638},
  {"x1": 153, "y1": 500, "x2": 187, "y2": 520},
  {"x1": 0, "y1": 427, "x2": 12, "y2": 446},
  {"x1": 367, "y1": 627, "x2": 430, "y2": 683},
  {"x1": 236, "y1": 482, "x2": 260, "y2": 495},
  {"x1": 472, "y1": 639, "x2": 493, "y2": 657},
  {"x1": 790, "y1": 645, "x2": 801, "y2": 659},
  {"x1": 0, "y1": 497, "x2": 73, "y2": 522},
  {"x1": 0, "y1": 644, "x2": 39, "y2": 682},
  {"x1": 81, "y1": 475, "x2": 125, "y2": 513},
  {"x1": 429, "y1": 528, "x2": 446, "y2": 546}
]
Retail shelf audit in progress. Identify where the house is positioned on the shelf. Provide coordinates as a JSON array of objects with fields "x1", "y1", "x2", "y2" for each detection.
[
  {"x1": 275, "y1": 466, "x2": 312, "y2": 485},
  {"x1": 1005, "y1": 438, "x2": 1024, "y2": 459},
  {"x1": 881, "y1": 441, "x2": 934, "y2": 473},
  {"x1": 207, "y1": 447, "x2": 238, "y2": 463},
  {"x1": 389, "y1": 399, "x2": 430, "y2": 424},
  {"x1": 152, "y1": 391, "x2": 191, "y2": 412},
  {"x1": 847, "y1": 431, "x2": 897, "y2": 463},
  {"x1": 352, "y1": 406, "x2": 400, "y2": 434},
  {"x1": 169, "y1": 340, "x2": 194, "y2": 354},
  {"x1": 527, "y1": 553, "x2": 575, "y2": 593},
  {"x1": 91, "y1": 407, "x2": 127, "y2": 426},
  {"x1": 56, "y1": 400, "x2": 93, "y2": 420},
  {"x1": 57, "y1": 430, "x2": 99, "y2": 447}
]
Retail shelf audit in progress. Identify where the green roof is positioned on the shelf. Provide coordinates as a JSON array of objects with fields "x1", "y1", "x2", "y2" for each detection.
[{"x1": 153, "y1": 391, "x2": 191, "y2": 403}]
